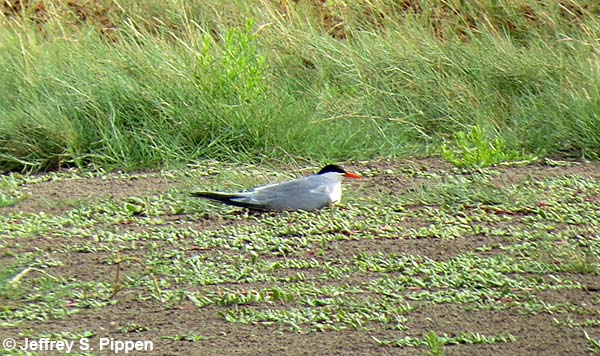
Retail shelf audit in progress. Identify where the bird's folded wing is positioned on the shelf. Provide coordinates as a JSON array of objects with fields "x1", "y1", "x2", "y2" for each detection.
[{"x1": 191, "y1": 191, "x2": 270, "y2": 210}]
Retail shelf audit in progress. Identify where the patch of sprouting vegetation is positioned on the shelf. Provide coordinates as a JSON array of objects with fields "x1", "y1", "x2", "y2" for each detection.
[
  {"x1": 441, "y1": 125, "x2": 538, "y2": 168},
  {"x1": 221, "y1": 304, "x2": 408, "y2": 332},
  {"x1": 0, "y1": 255, "x2": 115, "y2": 327},
  {"x1": 0, "y1": 192, "x2": 17, "y2": 208},
  {"x1": 161, "y1": 334, "x2": 204, "y2": 342},
  {"x1": 0, "y1": 275, "x2": 115, "y2": 326},
  {"x1": 0, "y1": 175, "x2": 24, "y2": 208},
  {"x1": 25, "y1": 330, "x2": 95, "y2": 341},
  {"x1": 584, "y1": 330, "x2": 600, "y2": 353},
  {"x1": 376, "y1": 331, "x2": 517, "y2": 350}
]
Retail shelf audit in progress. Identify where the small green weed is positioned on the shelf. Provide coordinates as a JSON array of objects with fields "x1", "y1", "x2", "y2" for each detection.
[
  {"x1": 195, "y1": 19, "x2": 267, "y2": 105},
  {"x1": 161, "y1": 334, "x2": 204, "y2": 342},
  {"x1": 377, "y1": 331, "x2": 517, "y2": 350},
  {"x1": 441, "y1": 126, "x2": 536, "y2": 168},
  {"x1": 424, "y1": 331, "x2": 445, "y2": 356},
  {"x1": 0, "y1": 175, "x2": 22, "y2": 207},
  {"x1": 584, "y1": 330, "x2": 600, "y2": 353},
  {"x1": 0, "y1": 192, "x2": 16, "y2": 207}
]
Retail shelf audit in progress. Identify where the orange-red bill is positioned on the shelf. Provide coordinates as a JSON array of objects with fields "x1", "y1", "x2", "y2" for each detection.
[{"x1": 343, "y1": 172, "x2": 362, "y2": 180}]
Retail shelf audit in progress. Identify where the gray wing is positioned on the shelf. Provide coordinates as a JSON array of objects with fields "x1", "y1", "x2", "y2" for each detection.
[{"x1": 232, "y1": 176, "x2": 333, "y2": 211}]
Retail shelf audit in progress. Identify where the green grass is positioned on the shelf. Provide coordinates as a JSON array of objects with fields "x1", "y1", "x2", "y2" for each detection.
[{"x1": 1, "y1": 1, "x2": 600, "y2": 173}]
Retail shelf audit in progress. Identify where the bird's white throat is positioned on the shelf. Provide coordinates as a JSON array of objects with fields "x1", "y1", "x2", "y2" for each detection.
[
  {"x1": 317, "y1": 172, "x2": 345, "y2": 203},
  {"x1": 330, "y1": 182, "x2": 342, "y2": 203}
]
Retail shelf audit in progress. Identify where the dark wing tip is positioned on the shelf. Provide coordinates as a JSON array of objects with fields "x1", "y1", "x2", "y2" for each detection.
[
  {"x1": 191, "y1": 191, "x2": 270, "y2": 211},
  {"x1": 317, "y1": 164, "x2": 347, "y2": 175}
]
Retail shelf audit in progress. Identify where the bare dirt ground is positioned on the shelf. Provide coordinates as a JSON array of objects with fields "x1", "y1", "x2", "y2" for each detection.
[{"x1": 1, "y1": 159, "x2": 599, "y2": 355}]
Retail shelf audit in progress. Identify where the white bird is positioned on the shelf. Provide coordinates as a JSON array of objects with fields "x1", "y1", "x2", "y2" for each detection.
[{"x1": 191, "y1": 164, "x2": 361, "y2": 211}]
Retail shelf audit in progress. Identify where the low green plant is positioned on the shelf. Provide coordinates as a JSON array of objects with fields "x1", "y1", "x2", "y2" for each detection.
[
  {"x1": 424, "y1": 331, "x2": 445, "y2": 356},
  {"x1": 441, "y1": 126, "x2": 536, "y2": 168},
  {"x1": 0, "y1": 192, "x2": 16, "y2": 207},
  {"x1": 0, "y1": 175, "x2": 21, "y2": 207},
  {"x1": 161, "y1": 334, "x2": 204, "y2": 342},
  {"x1": 583, "y1": 330, "x2": 600, "y2": 353},
  {"x1": 195, "y1": 19, "x2": 267, "y2": 105},
  {"x1": 378, "y1": 331, "x2": 517, "y2": 350}
]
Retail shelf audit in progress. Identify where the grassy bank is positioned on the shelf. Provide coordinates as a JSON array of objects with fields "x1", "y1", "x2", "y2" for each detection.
[{"x1": 1, "y1": 0, "x2": 600, "y2": 172}]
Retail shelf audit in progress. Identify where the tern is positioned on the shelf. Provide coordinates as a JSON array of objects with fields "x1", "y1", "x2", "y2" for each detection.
[{"x1": 191, "y1": 164, "x2": 361, "y2": 211}]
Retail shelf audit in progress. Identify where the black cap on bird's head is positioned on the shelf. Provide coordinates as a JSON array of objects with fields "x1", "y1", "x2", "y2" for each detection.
[
  {"x1": 317, "y1": 164, "x2": 347, "y2": 174},
  {"x1": 317, "y1": 164, "x2": 362, "y2": 179}
]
